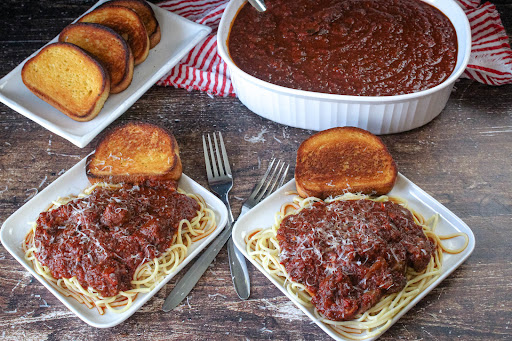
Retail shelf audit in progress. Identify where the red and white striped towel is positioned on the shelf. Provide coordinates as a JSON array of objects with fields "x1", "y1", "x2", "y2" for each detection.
[
  {"x1": 157, "y1": 0, "x2": 512, "y2": 96},
  {"x1": 459, "y1": 0, "x2": 512, "y2": 84},
  {"x1": 157, "y1": 0, "x2": 233, "y2": 96}
]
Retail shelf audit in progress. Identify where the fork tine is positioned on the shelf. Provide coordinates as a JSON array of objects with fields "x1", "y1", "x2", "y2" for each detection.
[
  {"x1": 213, "y1": 133, "x2": 225, "y2": 176},
  {"x1": 207, "y1": 134, "x2": 219, "y2": 177},
  {"x1": 247, "y1": 158, "x2": 276, "y2": 201},
  {"x1": 278, "y1": 164, "x2": 289, "y2": 188},
  {"x1": 217, "y1": 132, "x2": 232, "y2": 176},
  {"x1": 266, "y1": 162, "x2": 285, "y2": 195},
  {"x1": 202, "y1": 135, "x2": 213, "y2": 180},
  {"x1": 254, "y1": 160, "x2": 282, "y2": 202}
]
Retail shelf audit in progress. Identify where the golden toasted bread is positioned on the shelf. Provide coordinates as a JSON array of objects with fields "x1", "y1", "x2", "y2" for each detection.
[
  {"x1": 21, "y1": 42, "x2": 110, "y2": 122},
  {"x1": 79, "y1": 5, "x2": 150, "y2": 65},
  {"x1": 59, "y1": 23, "x2": 134, "y2": 94},
  {"x1": 105, "y1": 0, "x2": 161, "y2": 48},
  {"x1": 295, "y1": 127, "x2": 397, "y2": 199},
  {"x1": 86, "y1": 122, "x2": 182, "y2": 184}
]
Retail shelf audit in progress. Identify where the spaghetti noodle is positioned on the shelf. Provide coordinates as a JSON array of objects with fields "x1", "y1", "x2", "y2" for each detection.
[
  {"x1": 23, "y1": 182, "x2": 216, "y2": 314},
  {"x1": 246, "y1": 192, "x2": 468, "y2": 339}
]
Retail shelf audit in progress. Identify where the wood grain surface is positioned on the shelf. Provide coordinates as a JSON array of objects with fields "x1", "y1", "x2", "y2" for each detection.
[{"x1": 1, "y1": 1, "x2": 511, "y2": 340}]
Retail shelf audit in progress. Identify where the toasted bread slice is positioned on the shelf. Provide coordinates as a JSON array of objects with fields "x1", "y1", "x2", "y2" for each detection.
[
  {"x1": 59, "y1": 23, "x2": 134, "y2": 94},
  {"x1": 86, "y1": 122, "x2": 182, "y2": 184},
  {"x1": 79, "y1": 5, "x2": 150, "y2": 65},
  {"x1": 105, "y1": 0, "x2": 161, "y2": 48},
  {"x1": 21, "y1": 42, "x2": 110, "y2": 122},
  {"x1": 295, "y1": 127, "x2": 397, "y2": 199}
]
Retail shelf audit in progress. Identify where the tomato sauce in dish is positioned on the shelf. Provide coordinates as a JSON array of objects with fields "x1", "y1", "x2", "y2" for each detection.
[
  {"x1": 228, "y1": 0, "x2": 457, "y2": 96},
  {"x1": 276, "y1": 199, "x2": 435, "y2": 321},
  {"x1": 34, "y1": 181, "x2": 199, "y2": 297}
]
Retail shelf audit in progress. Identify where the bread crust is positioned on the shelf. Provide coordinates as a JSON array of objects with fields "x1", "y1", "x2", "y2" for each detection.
[
  {"x1": 59, "y1": 23, "x2": 134, "y2": 94},
  {"x1": 86, "y1": 122, "x2": 182, "y2": 184},
  {"x1": 149, "y1": 24, "x2": 161, "y2": 49},
  {"x1": 105, "y1": 0, "x2": 161, "y2": 48},
  {"x1": 21, "y1": 42, "x2": 110, "y2": 122},
  {"x1": 295, "y1": 127, "x2": 397, "y2": 199},
  {"x1": 79, "y1": 5, "x2": 150, "y2": 65}
]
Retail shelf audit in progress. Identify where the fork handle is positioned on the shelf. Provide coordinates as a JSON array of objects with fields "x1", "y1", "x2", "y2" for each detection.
[
  {"x1": 162, "y1": 219, "x2": 234, "y2": 312},
  {"x1": 221, "y1": 194, "x2": 251, "y2": 300},
  {"x1": 227, "y1": 236, "x2": 250, "y2": 299}
]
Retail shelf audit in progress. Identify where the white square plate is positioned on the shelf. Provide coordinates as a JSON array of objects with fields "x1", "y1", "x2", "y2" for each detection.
[
  {"x1": 232, "y1": 174, "x2": 475, "y2": 341},
  {"x1": 0, "y1": 157, "x2": 228, "y2": 328},
  {"x1": 0, "y1": 0, "x2": 211, "y2": 148}
]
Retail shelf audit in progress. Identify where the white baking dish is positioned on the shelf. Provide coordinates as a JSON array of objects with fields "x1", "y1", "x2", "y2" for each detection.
[{"x1": 217, "y1": 0, "x2": 471, "y2": 134}]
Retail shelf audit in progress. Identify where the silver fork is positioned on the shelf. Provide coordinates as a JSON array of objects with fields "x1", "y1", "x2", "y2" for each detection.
[
  {"x1": 163, "y1": 132, "x2": 247, "y2": 310},
  {"x1": 240, "y1": 158, "x2": 289, "y2": 217},
  {"x1": 162, "y1": 134, "x2": 288, "y2": 312},
  {"x1": 202, "y1": 132, "x2": 250, "y2": 299}
]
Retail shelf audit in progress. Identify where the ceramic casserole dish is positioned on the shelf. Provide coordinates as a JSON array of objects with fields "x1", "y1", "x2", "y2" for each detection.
[{"x1": 217, "y1": 0, "x2": 471, "y2": 134}]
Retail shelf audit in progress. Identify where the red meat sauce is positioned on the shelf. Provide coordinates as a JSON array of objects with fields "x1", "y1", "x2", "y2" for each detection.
[
  {"x1": 34, "y1": 180, "x2": 199, "y2": 297},
  {"x1": 276, "y1": 199, "x2": 435, "y2": 321},
  {"x1": 229, "y1": 0, "x2": 457, "y2": 96}
]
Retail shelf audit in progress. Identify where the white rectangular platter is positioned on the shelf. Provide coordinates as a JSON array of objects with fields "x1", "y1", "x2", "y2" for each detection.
[
  {"x1": 232, "y1": 174, "x2": 475, "y2": 341},
  {"x1": 0, "y1": 0, "x2": 211, "y2": 148},
  {"x1": 0, "y1": 157, "x2": 227, "y2": 328}
]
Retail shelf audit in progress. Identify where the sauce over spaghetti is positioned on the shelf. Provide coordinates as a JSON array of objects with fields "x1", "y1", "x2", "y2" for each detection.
[
  {"x1": 276, "y1": 199, "x2": 435, "y2": 321},
  {"x1": 229, "y1": 0, "x2": 457, "y2": 96},
  {"x1": 34, "y1": 181, "x2": 199, "y2": 297}
]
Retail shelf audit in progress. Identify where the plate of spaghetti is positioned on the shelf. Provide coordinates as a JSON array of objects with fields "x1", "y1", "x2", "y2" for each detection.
[
  {"x1": 232, "y1": 174, "x2": 474, "y2": 341},
  {"x1": 0, "y1": 157, "x2": 228, "y2": 328}
]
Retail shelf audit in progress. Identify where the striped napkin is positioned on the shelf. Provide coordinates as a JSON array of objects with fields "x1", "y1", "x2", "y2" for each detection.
[
  {"x1": 459, "y1": 0, "x2": 512, "y2": 85},
  {"x1": 157, "y1": 0, "x2": 512, "y2": 96}
]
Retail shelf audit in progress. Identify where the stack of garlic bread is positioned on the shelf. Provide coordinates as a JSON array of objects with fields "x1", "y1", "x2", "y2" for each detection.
[
  {"x1": 86, "y1": 122, "x2": 182, "y2": 184},
  {"x1": 21, "y1": 0, "x2": 160, "y2": 122}
]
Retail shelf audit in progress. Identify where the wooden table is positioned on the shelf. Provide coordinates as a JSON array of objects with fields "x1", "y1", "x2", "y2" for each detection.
[{"x1": 1, "y1": 1, "x2": 511, "y2": 340}]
